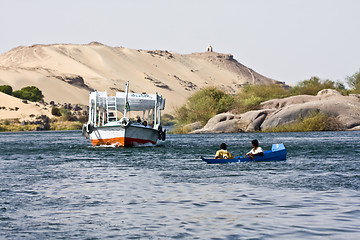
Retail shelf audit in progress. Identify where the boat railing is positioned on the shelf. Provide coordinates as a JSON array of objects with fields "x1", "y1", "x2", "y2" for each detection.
[{"x1": 87, "y1": 84, "x2": 165, "y2": 128}]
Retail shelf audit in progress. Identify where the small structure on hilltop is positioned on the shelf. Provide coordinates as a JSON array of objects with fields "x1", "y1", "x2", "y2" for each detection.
[{"x1": 206, "y1": 45, "x2": 213, "y2": 52}]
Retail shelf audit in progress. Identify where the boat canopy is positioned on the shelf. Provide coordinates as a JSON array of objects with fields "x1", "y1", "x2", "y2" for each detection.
[
  {"x1": 87, "y1": 83, "x2": 166, "y2": 128},
  {"x1": 89, "y1": 91, "x2": 165, "y2": 113}
]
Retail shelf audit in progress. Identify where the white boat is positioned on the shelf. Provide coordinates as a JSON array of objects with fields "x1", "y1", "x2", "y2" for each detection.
[{"x1": 82, "y1": 82, "x2": 166, "y2": 147}]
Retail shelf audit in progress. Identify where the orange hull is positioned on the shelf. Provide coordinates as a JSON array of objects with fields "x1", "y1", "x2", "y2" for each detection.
[
  {"x1": 91, "y1": 136, "x2": 157, "y2": 147},
  {"x1": 88, "y1": 125, "x2": 159, "y2": 147}
]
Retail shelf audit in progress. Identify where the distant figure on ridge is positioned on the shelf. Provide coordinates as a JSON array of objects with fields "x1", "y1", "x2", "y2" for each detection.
[
  {"x1": 215, "y1": 143, "x2": 234, "y2": 159},
  {"x1": 206, "y1": 45, "x2": 213, "y2": 52}
]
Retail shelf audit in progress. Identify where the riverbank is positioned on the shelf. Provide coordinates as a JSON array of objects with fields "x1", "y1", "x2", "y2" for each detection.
[
  {"x1": 191, "y1": 89, "x2": 360, "y2": 134},
  {"x1": 0, "y1": 118, "x2": 83, "y2": 132}
]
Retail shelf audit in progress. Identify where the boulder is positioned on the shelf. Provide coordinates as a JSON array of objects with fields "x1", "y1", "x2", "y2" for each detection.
[
  {"x1": 317, "y1": 88, "x2": 342, "y2": 96},
  {"x1": 183, "y1": 121, "x2": 202, "y2": 132},
  {"x1": 260, "y1": 95, "x2": 317, "y2": 109},
  {"x1": 192, "y1": 113, "x2": 241, "y2": 133},
  {"x1": 237, "y1": 109, "x2": 275, "y2": 132},
  {"x1": 349, "y1": 126, "x2": 360, "y2": 131},
  {"x1": 261, "y1": 94, "x2": 360, "y2": 130}
]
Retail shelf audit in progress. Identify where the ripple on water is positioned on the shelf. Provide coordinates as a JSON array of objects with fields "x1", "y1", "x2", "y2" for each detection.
[{"x1": 0, "y1": 131, "x2": 360, "y2": 239}]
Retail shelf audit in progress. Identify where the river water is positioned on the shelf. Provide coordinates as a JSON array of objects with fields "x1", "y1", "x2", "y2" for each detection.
[{"x1": 1, "y1": 130, "x2": 360, "y2": 239}]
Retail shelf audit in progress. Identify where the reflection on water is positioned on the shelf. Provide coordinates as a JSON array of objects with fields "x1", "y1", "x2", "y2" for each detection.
[{"x1": 0, "y1": 130, "x2": 360, "y2": 239}]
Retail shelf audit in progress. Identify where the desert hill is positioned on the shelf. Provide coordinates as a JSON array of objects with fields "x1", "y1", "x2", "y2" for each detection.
[
  {"x1": 0, "y1": 42, "x2": 286, "y2": 113},
  {"x1": 0, "y1": 92, "x2": 51, "y2": 120}
]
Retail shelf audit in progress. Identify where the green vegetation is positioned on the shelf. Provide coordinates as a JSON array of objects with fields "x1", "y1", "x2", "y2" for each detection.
[
  {"x1": 0, "y1": 118, "x2": 84, "y2": 132},
  {"x1": 232, "y1": 84, "x2": 289, "y2": 114},
  {"x1": 0, "y1": 119, "x2": 42, "y2": 132},
  {"x1": 59, "y1": 108, "x2": 74, "y2": 121},
  {"x1": 346, "y1": 68, "x2": 360, "y2": 93},
  {"x1": 49, "y1": 119, "x2": 83, "y2": 130},
  {"x1": 289, "y1": 76, "x2": 345, "y2": 96},
  {"x1": 264, "y1": 112, "x2": 343, "y2": 132},
  {"x1": 49, "y1": 107, "x2": 86, "y2": 130},
  {"x1": 51, "y1": 107, "x2": 62, "y2": 116},
  {"x1": 175, "y1": 76, "x2": 346, "y2": 126},
  {"x1": 0, "y1": 103, "x2": 87, "y2": 132},
  {"x1": 12, "y1": 86, "x2": 44, "y2": 102},
  {"x1": 173, "y1": 74, "x2": 352, "y2": 133},
  {"x1": 161, "y1": 114, "x2": 176, "y2": 126},
  {"x1": 175, "y1": 87, "x2": 233, "y2": 126},
  {"x1": 0, "y1": 85, "x2": 44, "y2": 102},
  {"x1": 233, "y1": 77, "x2": 345, "y2": 114},
  {"x1": 0, "y1": 85, "x2": 13, "y2": 95}
]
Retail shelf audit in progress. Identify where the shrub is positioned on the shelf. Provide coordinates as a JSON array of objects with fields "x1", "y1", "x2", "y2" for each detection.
[
  {"x1": 12, "y1": 86, "x2": 44, "y2": 102},
  {"x1": 77, "y1": 115, "x2": 88, "y2": 124},
  {"x1": 264, "y1": 112, "x2": 343, "y2": 132},
  {"x1": 0, "y1": 85, "x2": 13, "y2": 95},
  {"x1": 49, "y1": 120, "x2": 83, "y2": 130},
  {"x1": 232, "y1": 84, "x2": 289, "y2": 114},
  {"x1": 60, "y1": 108, "x2": 74, "y2": 121},
  {"x1": 161, "y1": 113, "x2": 176, "y2": 126},
  {"x1": 51, "y1": 107, "x2": 61, "y2": 116},
  {"x1": 290, "y1": 77, "x2": 343, "y2": 96},
  {"x1": 346, "y1": 69, "x2": 360, "y2": 93},
  {"x1": 175, "y1": 87, "x2": 234, "y2": 125}
]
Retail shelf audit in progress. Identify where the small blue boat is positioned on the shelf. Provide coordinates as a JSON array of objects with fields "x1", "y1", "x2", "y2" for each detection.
[{"x1": 201, "y1": 144, "x2": 287, "y2": 164}]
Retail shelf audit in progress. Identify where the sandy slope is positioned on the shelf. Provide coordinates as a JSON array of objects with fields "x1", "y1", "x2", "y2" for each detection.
[
  {"x1": 0, "y1": 42, "x2": 285, "y2": 116},
  {"x1": 0, "y1": 92, "x2": 51, "y2": 120}
]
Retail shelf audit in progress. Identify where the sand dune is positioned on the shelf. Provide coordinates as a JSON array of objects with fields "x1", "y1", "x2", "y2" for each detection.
[
  {"x1": 0, "y1": 92, "x2": 51, "y2": 120},
  {"x1": 0, "y1": 42, "x2": 285, "y2": 118}
]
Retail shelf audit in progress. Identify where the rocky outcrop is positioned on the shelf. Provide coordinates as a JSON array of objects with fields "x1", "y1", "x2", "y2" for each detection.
[
  {"x1": 55, "y1": 75, "x2": 94, "y2": 91},
  {"x1": 198, "y1": 113, "x2": 241, "y2": 133},
  {"x1": 192, "y1": 89, "x2": 360, "y2": 133},
  {"x1": 183, "y1": 121, "x2": 202, "y2": 132}
]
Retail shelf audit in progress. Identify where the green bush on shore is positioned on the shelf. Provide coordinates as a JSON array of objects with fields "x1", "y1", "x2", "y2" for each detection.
[
  {"x1": 0, "y1": 123, "x2": 41, "y2": 132},
  {"x1": 175, "y1": 87, "x2": 234, "y2": 125},
  {"x1": 49, "y1": 120, "x2": 83, "y2": 130},
  {"x1": 232, "y1": 77, "x2": 346, "y2": 114},
  {"x1": 0, "y1": 119, "x2": 84, "y2": 132},
  {"x1": 346, "y1": 68, "x2": 360, "y2": 93},
  {"x1": 264, "y1": 112, "x2": 343, "y2": 132},
  {"x1": 232, "y1": 84, "x2": 289, "y2": 114},
  {"x1": 172, "y1": 74, "x2": 351, "y2": 133},
  {"x1": 51, "y1": 107, "x2": 62, "y2": 116},
  {"x1": 161, "y1": 114, "x2": 176, "y2": 126},
  {"x1": 289, "y1": 76, "x2": 345, "y2": 96}
]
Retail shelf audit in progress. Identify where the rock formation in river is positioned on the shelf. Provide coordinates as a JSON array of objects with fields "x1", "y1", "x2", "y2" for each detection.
[{"x1": 192, "y1": 89, "x2": 360, "y2": 133}]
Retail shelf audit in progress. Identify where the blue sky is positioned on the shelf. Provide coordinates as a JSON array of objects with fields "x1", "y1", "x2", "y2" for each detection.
[{"x1": 1, "y1": 0, "x2": 359, "y2": 86}]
